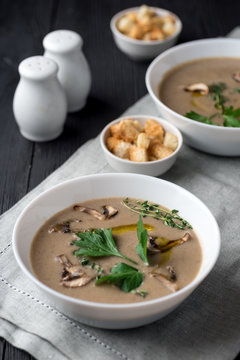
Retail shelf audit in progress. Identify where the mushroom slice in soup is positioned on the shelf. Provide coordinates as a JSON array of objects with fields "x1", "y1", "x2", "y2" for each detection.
[
  {"x1": 147, "y1": 236, "x2": 161, "y2": 254},
  {"x1": 166, "y1": 265, "x2": 177, "y2": 281},
  {"x1": 152, "y1": 273, "x2": 178, "y2": 292},
  {"x1": 102, "y1": 205, "x2": 118, "y2": 219},
  {"x1": 61, "y1": 276, "x2": 93, "y2": 288},
  {"x1": 56, "y1": 254, "x2": 94, "y2": 288},
  {"x1": 73, "y1": 204, "x2": 118, "y2": 220},
  {"x1": 48, "y1": 221, "x2": 71, "y2": 234},
  {"x1": 147, "y1": 232, "x2": 192, "y2": 254},
  {"x1": 73, "y1": 205, "x2": 106, "y2": 221},
  {"x1": 181, "y1": 82, "x2": 209, "y2": 95}
]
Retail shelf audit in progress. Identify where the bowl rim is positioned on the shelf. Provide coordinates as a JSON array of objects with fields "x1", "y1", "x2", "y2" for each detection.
[
  {"x1": 110, "y1": 6, "x2": 182, "y2": 46},
  {"x1": 146, "y1": 37, "x2": 240, "y2": 132},
  {"x1": 100, "y1": 114, "x2": 183, "y2": 165},
  {"x1": 12, "y1": 173, "x2": 221, "y2": 310}
]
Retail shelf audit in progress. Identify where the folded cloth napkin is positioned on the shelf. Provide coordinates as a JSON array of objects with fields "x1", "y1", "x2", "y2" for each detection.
[{"x1": 1, "y1": 97, "x2": 240, "y2": 358}]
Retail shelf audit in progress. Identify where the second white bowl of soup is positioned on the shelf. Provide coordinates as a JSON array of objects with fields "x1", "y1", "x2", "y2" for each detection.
[
  {"x1": 13, "y1": 173, "x2": 220, "y2": 329},
  {"x1": 146, "y1": 38, "x2": 240, "y2": 156}
]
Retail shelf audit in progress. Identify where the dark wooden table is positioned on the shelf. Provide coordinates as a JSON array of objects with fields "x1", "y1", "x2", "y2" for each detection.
[{"x1": 1, "y1": 1, "x2": 240, "y2": 359}]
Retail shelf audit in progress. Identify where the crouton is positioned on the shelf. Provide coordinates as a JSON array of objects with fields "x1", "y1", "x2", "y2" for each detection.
[
  {"x1": 106, "y1": 136, "x2": 117, "y2": 151},
  {"x1": 137, "y1": 133, "x2": 150, "y2": 149},
  {"x1": 107, "y1": 137, "x2": 131, "y2": 159},
  {"x1": 133, "y1": 120, "x2": 143, "y2": 132},
  {"x1": 145, "y1": 118, "x2": 164, "y2": 142},
  {"x1": 149, "y1": 155, "x2": 158, "y2": 161},
  {"x1": 149, "y1": 143, "x2": 173, "y2": 159},
  {"x1": 163, "y1": 132, "x2": 178, "y2": 151},
  {"x1": 129, "y1": 146, "x2": 148, "y2": 162},
  {"x1": 119, "y1": 119, "x2": 139, "y2": 142},
  {"x1": 148, "y1": 28, "x2": 164, "y2": 40},
  {"x1": 128, "y1": 24, "x2": 143, "y2": 39},
  {"x1": 117, "y1": 17, "x2": 133, "y2": 34},
  {"x1": 109, "y1": 122, "x2": 121, "y2": 138},
  {"x1": 148, "y1": 138, "x2": 162, "y2": 153}
]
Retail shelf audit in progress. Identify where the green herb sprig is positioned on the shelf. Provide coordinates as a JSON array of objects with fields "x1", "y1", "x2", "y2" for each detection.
[
  {"x1": 208, "y1": 82, "x2": 227, "y2": 110},
  {"x1": 123, "y1": 198, "x2": 192, "y2": 230},
  {"x1": 96, "y1": 262, "x2": 144, "y2": 292},
  {"x1": 223, "y1": 106, "x2": 240, "y2": 127},
  {"x1": 136, "y1": 216, "x2": 149, "y2": 265},
  {"x1": 185, "y1": 111, "x2": 217, "y2": 125},
  {"x1": 73, "y1": 228, "x2": 137, "y2": 265}
]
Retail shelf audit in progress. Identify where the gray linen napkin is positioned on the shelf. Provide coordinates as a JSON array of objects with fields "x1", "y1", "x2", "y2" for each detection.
[{"x1": 0, "y1": 94, "x2": 240, "y2": 360}]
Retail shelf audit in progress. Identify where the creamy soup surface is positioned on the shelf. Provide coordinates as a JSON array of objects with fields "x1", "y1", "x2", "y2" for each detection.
[
  {"x1": 30, "y1": 197, "x2": 202, "y2": 304},
  {"x1": 159, "y1": 57, "x2": 240, "y2": 126}
]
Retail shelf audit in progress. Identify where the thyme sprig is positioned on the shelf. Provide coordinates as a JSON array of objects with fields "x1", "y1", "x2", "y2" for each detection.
[{"x1": 123, "y1": 198, "x2": 192, "y2": 230}]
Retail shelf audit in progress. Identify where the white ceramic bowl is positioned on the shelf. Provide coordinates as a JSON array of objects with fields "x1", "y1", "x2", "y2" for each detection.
[
  {"x1": 146, "y1": 38, "x2": 240, "y2": 156},
  {"x1": 100, "y1": 115, "x2": 183, "y2": 177},
  {"x1": 110, "y1": 7, "x2": 182, "y2": 61},
  {"x1": 13, "y1": 173, "x2": 220, "y2": 329}
]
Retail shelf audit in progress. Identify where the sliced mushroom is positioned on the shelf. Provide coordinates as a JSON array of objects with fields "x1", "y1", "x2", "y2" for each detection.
[
  {"x1": 56, "y1": 254, "x2": 94, "y2": 288},
  {"x1": 166, "y1": 265, "x2": 177, "y2": 281},
  {"x1": 159, "y1": 232, "x2": 192, "y2": 252},
  {"x1": 62, "y1": 265, "x2": 85, "y2": 281},
  {"x1": 147, "y1": 232, "x2": 192, "y2": 254},
  {"x1": 102, "y1": 205, "x2": 118, "y2": 219},
  {"x1": 60, "y1": 276, "x2": 92, "y2": 288},
  {"x1": 147, "y1": 236, "x2": 161, "y2": 254},
  {"x1": 73, "y1": 204, "x2": 118, "y2": 221},
  {"x1": 73, "y1": 205, "x2": 106, "y2": 221},
  {"x1": 56, "y1": 254, "x2": 73, "y2": 268},
  {"x1": 153, "y1": 273, "x2": 178, "y2": 292},
  {"x1": 232, "y1": 72, "x2": 240, "y2": 83},
  {"x1": 48, "y1": 222, "x2": 71, "y2": 234},
  {"x1": 181, "y1": 83, "x2": 209, "y2": 95}
]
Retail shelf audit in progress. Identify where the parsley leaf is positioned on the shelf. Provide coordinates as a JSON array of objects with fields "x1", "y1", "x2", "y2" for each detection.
[
  {"x1": 136, "y1": 216, "x2": 149, "y2": 265},
  {"x1": 185, "y1": 111, "x2": 217, "y2": 125},
  {"x1": 208, "y1": 82, "x2": 227, "y2": 109},
  {"x1": 223, "y1": 106, "x2": 240, "y2": 127},
  {"x1": 96, "y1": 262, "x2": 144, "y2": 292},
  {"x1": 73, "y1": 228, "x2": 137, "y2": 264}
]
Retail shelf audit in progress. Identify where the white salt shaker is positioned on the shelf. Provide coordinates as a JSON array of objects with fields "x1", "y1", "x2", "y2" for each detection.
[
  {"x1": 43, "y1": 30, "x2": 91, "y2": 112},
  {"x1": 13, "y1": 56, "x2": 67, "y2": 142}
]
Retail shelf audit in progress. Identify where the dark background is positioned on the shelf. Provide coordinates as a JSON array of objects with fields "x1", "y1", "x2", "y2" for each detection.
[{"x1": 0, "y1": 0, "x2": 240, "y2": 359}]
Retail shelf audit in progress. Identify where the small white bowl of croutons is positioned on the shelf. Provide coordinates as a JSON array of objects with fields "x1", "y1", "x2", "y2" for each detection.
[
  {"x1": 100, "y1": 115, "x2": 182, "y2": 177},
  {"x1": 110, "y1": 5, "x2": 182, "y2": 61}
]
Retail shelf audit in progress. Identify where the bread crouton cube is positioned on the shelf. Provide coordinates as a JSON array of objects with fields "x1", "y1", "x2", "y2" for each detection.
[
  {"x1": 149, "y1": 155, "x2": 158, "y2": 161},
  {"x1": 149, "y1": 143, "x2": 173, "y2": 159},
  {"x1": 163, "y1": 132, "x2": 178, "y2": 151},
  {"x1": 129, "y1": 146, "x2": 148, "y2": 162},
  {"x1": 119, "y1": 119, "x2": 139, "y2": 142},
  {"x1": 107, "y1": 137, "x2": 131, "y2": 159},
  {"x1": 109, "y1": 122, "x2": 121, "y2": 138},
  {"x1": 137, "y1": 133, "x2": 150, "y2": 149},
  {"x1": 132, "y1": 120, "x2": 143, "y2": 132},
  {"x1": 145, "y1": 119, "x2": 164, "y2": 142},
  {"x1": 106, "y1": 136, "x2": 117, "y2": 151}
]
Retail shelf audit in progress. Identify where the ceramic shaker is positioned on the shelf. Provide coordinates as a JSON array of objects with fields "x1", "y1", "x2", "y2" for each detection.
[
  {"x1": 13, "y1": 56, "x2": 67, "y2": 142},
  {"x1": 43, "y1": 30, "x2": 91, "y2": 112}
]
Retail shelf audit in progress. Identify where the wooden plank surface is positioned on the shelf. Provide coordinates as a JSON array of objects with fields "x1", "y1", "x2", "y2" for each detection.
[{"x1": 1, "y1": 0, "x2": 240, "y2": 359}]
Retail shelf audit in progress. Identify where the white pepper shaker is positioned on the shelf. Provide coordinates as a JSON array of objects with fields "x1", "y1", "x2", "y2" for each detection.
[
  {"x1": 43, "y1": 29, "x2": 91, "y2": 112},
  {"x1": 13, "y1": 56, "x2": 67, "y2": 142}
]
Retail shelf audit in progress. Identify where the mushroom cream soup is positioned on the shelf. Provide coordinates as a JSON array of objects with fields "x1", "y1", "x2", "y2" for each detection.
[
  {"x1": 159, "y1": 57, "x2": 240, "y2": 127},
  {"x1": 30, "y1": 197, "x2": 202, "y2": 304}
]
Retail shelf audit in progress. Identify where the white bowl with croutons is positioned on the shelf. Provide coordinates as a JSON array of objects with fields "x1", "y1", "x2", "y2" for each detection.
[
  {"x1": 100, "y1": 115, "x2": 182, "y2": 177},
  {"x1": 110, "y1": 5, "x2": 182, "y2": 61}
]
